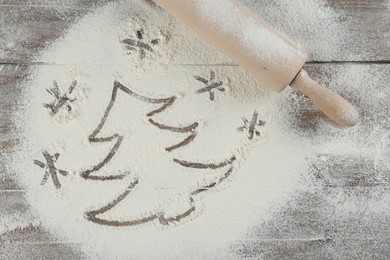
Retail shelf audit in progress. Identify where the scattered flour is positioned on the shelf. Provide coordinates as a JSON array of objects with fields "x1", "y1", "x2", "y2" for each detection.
[
  {"x1": 241, "y1": 0, "x2": 349, "y2": 61},
  {"x1": 4, "y1": 0, "x2": 389, "y2": 259},
  {"x1": 0, "y1": 200, "x2": 41, "y2": 236}
]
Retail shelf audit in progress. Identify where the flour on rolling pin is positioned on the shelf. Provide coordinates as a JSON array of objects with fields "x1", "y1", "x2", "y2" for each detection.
[
  {"x1": 153, "y1": 0, "x2": 359, "y2": 126},
  {"x1": 154, "y1": 0, "x2": 307, "y2": 92}
]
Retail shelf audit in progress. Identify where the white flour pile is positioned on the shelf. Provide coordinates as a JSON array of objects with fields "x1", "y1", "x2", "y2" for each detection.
[{"x1": 4, "y1": 0, "x2": 388, "y2": 259}]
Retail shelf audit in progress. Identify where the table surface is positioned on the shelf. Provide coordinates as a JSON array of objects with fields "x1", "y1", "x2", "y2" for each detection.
[{"x1": 0, "y1": 0, "x2": 389, "y2": 259}]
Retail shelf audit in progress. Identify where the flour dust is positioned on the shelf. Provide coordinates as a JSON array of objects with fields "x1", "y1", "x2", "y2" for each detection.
[{"x1": 5, "y1": 0, "x2": 385, "y2": 259}]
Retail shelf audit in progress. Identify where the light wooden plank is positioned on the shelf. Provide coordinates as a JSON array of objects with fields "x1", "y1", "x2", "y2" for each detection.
[
  {"x1": 0, "y1": 191, "x2": 84, "y2": 260},
  {"x1": 1, "y1": 187, "x2": 388, "y2": 259},
  {"x1": 1, "y1": 238, "x2": 389, "y2": 259},
  {"x1": 0, "y1": 243, "x2": 87, "y2": 260},
  {"x1": 233, "y1": 170, "x2": 390, "y2": 259},
  {"x1": 234, "y1": 238, "x2": 390, "y2": 259},
  {"x1": 249, "y1": 188, "x2": 390, "y2": 239},
  {"x1": 327, "y1": 0, "x2": 390, "y2": 61},
  {"x1": 0, "y1": 0, "x2": 389, "y2": 63},
  {"x1": 0, "y1": 0, "x2": 111, "y2": 7},
  {"x1": 0, "y1": 64, "x2": 26, "y2": 190},
  {"x1": 0, "y1": 5, "x2": 92, "y2": 63},
  {"x1": 1, "y1": 63, "x2": 390, "y2": 190}
]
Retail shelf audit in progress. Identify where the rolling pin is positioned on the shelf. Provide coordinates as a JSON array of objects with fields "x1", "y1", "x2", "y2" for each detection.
[{"x1": 152, "y1": 0, "x2": 359, "y2": 126}]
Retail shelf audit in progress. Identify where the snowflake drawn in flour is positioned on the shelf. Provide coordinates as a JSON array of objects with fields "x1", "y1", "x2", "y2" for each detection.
[
  {"x1": 238, "y1": 111, "x2": 267, "y2": 140},
  {"x1": 194, "y1": 69, "x2": 226, "y2": 101},
  {"x1": 122, "y1": 28, "x2": 160, "y2": 60},
  {"x1": 34, "y1": 151, "x2": 68, "y2": 189},
  {"x1": 44, "y1": 80, "x2": 77, "y2": 115}
]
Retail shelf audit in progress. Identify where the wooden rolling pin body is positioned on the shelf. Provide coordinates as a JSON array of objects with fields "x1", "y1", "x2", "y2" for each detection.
[{"x1": 152, "y1": 0, "x2": 359, "y2": 126}]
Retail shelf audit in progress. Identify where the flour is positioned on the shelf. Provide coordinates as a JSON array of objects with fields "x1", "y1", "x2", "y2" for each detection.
[
  {"x1": 194, "y1": 0, "x2": 303, "y2": 63},
  {"x1": 241, "y1": 0, "x2": 349, "y2": 61},
  {"x1": 4, "y1": 0, "x2": 387, "y2": 259}
]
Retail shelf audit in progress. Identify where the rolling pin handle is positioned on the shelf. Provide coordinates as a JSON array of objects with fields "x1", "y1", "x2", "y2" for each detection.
[{"x1": 290, "y1": 69, "x2": 359, "y2": 127}]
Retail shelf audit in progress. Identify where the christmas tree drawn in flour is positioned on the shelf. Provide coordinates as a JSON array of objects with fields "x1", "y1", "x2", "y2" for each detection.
[{"x1": 81, "y1": 80, "x2": 236, "y2": 226}]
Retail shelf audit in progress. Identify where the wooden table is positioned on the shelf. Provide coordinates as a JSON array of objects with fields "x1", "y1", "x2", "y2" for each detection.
[{"x1": 1, "y1": 0, "x2": 389, "y2": 259}]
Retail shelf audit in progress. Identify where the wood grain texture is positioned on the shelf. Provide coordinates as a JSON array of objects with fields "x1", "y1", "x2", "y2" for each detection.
[
  {"x1": 242, "y1": 0, "x2": 390, "y2": 62},
  {"x1": 324, "y1": 0, "x2": 390, "y2": 61},
  {"x1": 0, "y1": 0, "x2": 389, "y2": 259}
]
